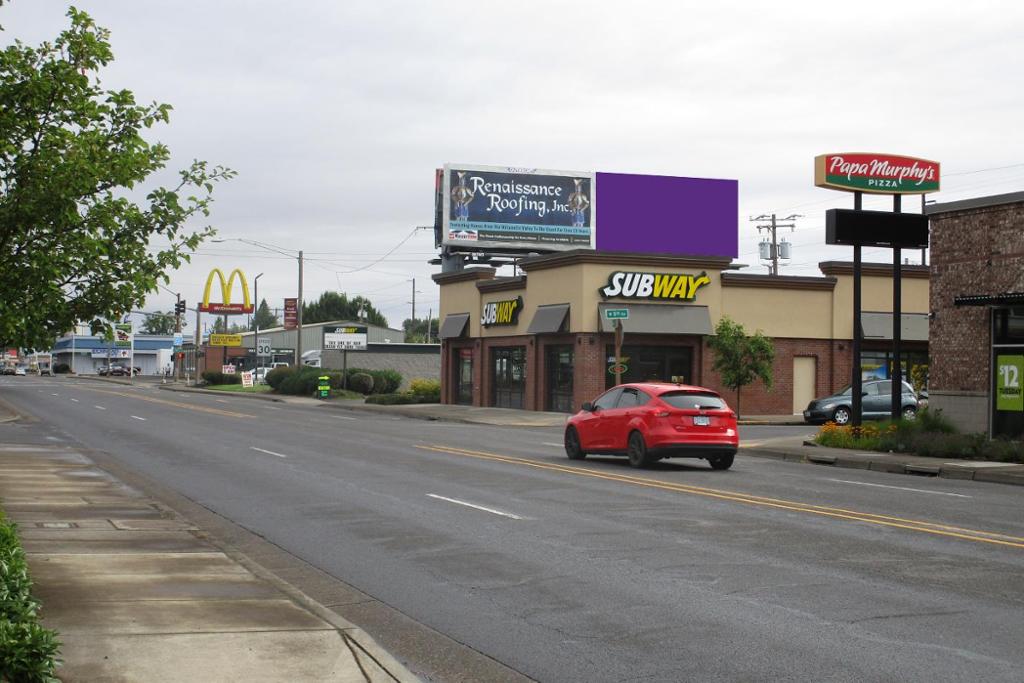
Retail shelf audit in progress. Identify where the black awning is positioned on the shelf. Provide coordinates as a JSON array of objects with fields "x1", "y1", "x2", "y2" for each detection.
[
  {"x1": 439, "y1": 313, "x2": 470, "y2": 339},
  {"x1": 527, "y1": 304, "x2": 570, "y2": 334},
  {"x1": 955, "y1": 293, "x2": 1024, "y2": 307}
]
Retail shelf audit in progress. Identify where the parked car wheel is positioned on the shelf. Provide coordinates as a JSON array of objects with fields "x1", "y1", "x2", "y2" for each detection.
[
  {"x1": 832, "y1": 406, "x2": 852, "y2": 425},
  {"x1": 708, "y1": 454, "x2": 734, "y2": 470},
  {"x1": 564, "y1": 426, "x2": 586, "y2": 460},
  {"x1": 902, "y1": 406, "x2": 917, "y2": 421},
  {"x1": 627, "y1": 431, "x2": 652, "y2": 469}
]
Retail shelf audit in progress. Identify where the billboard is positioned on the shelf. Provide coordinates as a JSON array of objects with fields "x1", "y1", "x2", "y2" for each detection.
[
  {"x1": 283, "y1": 298, "x2": 298, "y2": 330},
  {"x1": 443, "y1": 164, "x2": 595, "y2": 251},
  {"x1": 440, "y1": 164, "x2": 737, "y2": 258}
]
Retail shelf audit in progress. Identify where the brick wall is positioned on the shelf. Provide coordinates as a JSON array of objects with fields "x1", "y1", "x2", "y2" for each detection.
[{"x1": 929, "y1": 201, "x2": 1024, "y2": 393}]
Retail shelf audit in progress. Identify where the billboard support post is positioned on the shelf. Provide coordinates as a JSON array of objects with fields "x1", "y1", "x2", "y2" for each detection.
[
  {"x1": 852, "y1": 191, "x2": 863, "y2": 428},
  {"x1": 892, "y1": 194, "x2": 903, "y2": 421}
]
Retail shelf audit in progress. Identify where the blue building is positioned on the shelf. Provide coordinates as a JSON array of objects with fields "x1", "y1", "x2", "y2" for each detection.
[{"x1": 51, "y1": 334, "x2": 176, "y2": 376}]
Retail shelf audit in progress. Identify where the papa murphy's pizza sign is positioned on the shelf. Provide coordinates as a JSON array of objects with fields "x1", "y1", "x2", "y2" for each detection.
[{"x1": 815, "y1": 153, "x2": 940, "y2": 194}]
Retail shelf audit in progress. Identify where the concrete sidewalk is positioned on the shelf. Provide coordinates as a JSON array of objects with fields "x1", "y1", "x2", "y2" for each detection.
[{"x1": 0, "y1": 442, "x2": 416, "y2": 682}]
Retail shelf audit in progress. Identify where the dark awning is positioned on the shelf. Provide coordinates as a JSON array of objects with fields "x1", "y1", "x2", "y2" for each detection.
[
  {"x1": 955, "y1": 293, "x2": 1024, "y2": 307},
  {"x1": 439, "y1": 313, "x2": 470, "y2": 339},
  {"x1": 860, "y1": 312, "x2": 929, "y2": 341},
  {"x1": 598, "y1": 303, "x2": 712, "y2": 335},
  {"x1": 527, "y1": 304, "x2": 570, "y2": 334}
]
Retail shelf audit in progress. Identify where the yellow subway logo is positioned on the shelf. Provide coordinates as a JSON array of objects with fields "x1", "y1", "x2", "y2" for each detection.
[
  {"x1": 481, "y1": 296, "x2": 523, "y2": 327},
  {"x1": 600, "y1": 271, "x2": 710, "y2": 301}
]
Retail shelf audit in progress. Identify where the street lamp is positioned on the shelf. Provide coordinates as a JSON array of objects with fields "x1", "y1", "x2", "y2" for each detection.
[{"x1": 212, "y1": 239, "x2": 304, "y2": 366}]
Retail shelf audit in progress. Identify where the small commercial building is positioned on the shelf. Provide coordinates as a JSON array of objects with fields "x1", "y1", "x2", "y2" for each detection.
[
  {"x1": 926, "y1": 191, "x2": 1024, "y2": 438},
  {"x1": 51, "y1": 334, "x2": 175, "y2": 376},
  {"x1": 435, "y1": 250, "x2": 929, "y2": 414},
  {"x1": 198, "y1": 320, "x2": 440, "y2": 389}
]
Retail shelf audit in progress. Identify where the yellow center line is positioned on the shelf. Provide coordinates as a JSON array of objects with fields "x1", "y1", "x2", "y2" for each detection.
[
  {"x1": 69, "y1": 386, "x2": 254, "y2": 419},
  {"x1": 417, "y1": 444, "x2": 1024, "y2": 550}
]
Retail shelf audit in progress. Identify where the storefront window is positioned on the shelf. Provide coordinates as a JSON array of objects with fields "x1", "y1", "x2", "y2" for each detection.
[
  {"x1": 605, "y1": 345, "x2": 692, "y2": 389},
  {"x1": 861, "y1": 350, "x2": 929, "y2": 393},
  {"x1": 992, "y1": 308, "x2": 1024, "y2": 439}
]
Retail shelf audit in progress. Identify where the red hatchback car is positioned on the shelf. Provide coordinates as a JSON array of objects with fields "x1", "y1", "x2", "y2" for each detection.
[{"x1": 564, "y1": 383, "x2": 739, "y2": 469}]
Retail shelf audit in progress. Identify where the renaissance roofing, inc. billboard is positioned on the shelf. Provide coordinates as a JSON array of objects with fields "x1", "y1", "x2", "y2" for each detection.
[{"x1": 441, "y1": 164, "x2": 737, "y2": 258}]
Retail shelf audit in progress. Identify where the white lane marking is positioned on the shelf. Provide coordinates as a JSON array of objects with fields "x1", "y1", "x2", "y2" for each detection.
[
  {"x1": 333, "y1": 415, "x2": 357, "y2": 420},
  {"x1": 542, "y1": 442, "x2": 564, "y2": 448},
  {"x1": 130, "y1": 415, "x2": 147, "y2": 421},
  {"x1": 70, "y1": 398, "x2": 79, "y2": 402},
  {"x1": 51, "y1": 393, "x2": 59, "y2": 396},
  {"x1": 250, "y1": 446, "x2": 287, "y2": 458},
  {"x1": 264, "y1": 406, "x2": 281, "y2": 411},
  {"x1": 426, "y1": 494, "x2": 524, "y2": 520},
  {"x1": 94, "y1": 406, "x2": 106, "y2": 410},
  {"x1": 215, "y1": 399, "x2": 228, "y2": 404},
  {"x1": 827, "y1": 478, "x2": 972, "y2": 498}
]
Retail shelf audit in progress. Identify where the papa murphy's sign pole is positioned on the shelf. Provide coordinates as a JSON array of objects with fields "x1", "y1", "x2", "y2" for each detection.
[{"x1": 815, "y1": 153, "x2": 939, "y2": 426}]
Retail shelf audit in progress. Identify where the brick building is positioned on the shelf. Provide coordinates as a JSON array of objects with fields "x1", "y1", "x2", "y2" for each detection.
[
  {"x1": 435, "y1": 250, "x2": 928, "y2": 416},
  {"x1": 926, "y1": 191, "x2": 1024, "y2": 437}
]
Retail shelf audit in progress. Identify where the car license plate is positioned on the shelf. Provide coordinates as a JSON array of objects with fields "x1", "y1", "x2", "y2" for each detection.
[{"x1": 693, "y1": 415, "x2": 710, "y2": 426}]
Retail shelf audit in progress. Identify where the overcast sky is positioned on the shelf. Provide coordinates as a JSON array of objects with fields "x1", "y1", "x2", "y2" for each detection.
[{"x1": 6, "y1": 1, "x2": 1023, "y2": 331}]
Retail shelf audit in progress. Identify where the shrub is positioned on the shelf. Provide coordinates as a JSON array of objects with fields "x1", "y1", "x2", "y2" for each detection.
[
  {"x1": 265, "y1": 365, "x2": 295, "y2": 390},
  {"x1": 350, "y1": 368, "x2": 402, "y2": 394},
  {"x1": 409, "y1": 378, "x2": 440, "y2": 396},
  {"x1": 364, "y1": 391, "x2": 441, "y2": 405},
  {"x1": 201, "y1": 370, "x2": 242, "y2": 385},
  {"x1": 347, "y1": 372, "x2": 374, "y2": 395},
  {"x1": 0, "y1": 513, "x2": 61, "y2": 681},
  {"x1": 52, "y1": 363, "x2": 71, "y2": 374}
]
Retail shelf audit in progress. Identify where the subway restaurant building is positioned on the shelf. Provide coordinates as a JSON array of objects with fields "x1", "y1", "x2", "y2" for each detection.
[{"x1": 435, "y1": 250, "x2": 929, "y2": 414}]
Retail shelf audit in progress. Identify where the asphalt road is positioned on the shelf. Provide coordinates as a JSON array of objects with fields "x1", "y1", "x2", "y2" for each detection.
[{"x1": 3, "y1": 376, "x2": 1024, "y2": 682}]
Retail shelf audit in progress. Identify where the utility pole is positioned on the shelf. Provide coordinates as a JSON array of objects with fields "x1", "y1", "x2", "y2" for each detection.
[
  {"x1": 411, "y1": 278, "x2": 416, "y2": 326},
  {"x1": 296, "y1": 250, "x2": 303, "y2": 367},
  {"x1": 751, "y1": 214, "x2": 800, "y2": 275},
  {"x1": 426, "y1": 307, "x2": 432, "y2": 344},
  {"x1": 174, "y1": 293, "x2": 182, "y2": 382}
]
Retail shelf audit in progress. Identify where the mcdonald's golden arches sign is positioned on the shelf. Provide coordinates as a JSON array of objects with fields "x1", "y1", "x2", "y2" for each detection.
[{"x1": 199, "y1": 268, "x2": 254, "y2": 314}]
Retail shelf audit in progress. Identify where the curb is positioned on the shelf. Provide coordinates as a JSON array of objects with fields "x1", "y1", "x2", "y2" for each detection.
[
  {"x1": 158, "y1": 384, "x2": 285, "y2": 403},
  {"x1": 321, "y1": 401, "x2": 568, "y2": 428},
  {"x1": 742, "y1": 444, "x2": 1024, "y2": 488},
  {"x1": 68, "y1": 374, "x2": 134, "y2": 386}
]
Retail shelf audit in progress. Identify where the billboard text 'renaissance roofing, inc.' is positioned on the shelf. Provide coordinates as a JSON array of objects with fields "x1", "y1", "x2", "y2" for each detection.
[{"x1": 441, "y1": 164, "x2": 737, "y2": 258}]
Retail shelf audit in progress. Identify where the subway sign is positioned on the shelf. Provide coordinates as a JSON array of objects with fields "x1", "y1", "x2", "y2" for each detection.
[
  {"x1": 814, "y1": 153, "x2": 940, "y2": 194},
  {"x1": 481, "y1": 296, "x2": 523, "y2": 327},
  {"x1": 600, "y1": 271, "x2": 710, "y2": 301}
]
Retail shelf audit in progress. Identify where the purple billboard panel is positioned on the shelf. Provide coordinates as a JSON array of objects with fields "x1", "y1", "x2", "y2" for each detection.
[{"x1": 595, "y1": 173, "x2": 738, "y2": 258}]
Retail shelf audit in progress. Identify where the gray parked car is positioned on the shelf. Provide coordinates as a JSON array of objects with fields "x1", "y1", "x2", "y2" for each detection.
[{"x1": 803, "y1": 380, "x2": 918, "y2": 425}]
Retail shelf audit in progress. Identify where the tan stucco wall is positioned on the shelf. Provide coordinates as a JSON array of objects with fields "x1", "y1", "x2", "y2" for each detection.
[
  {"x1": 440, "y1": 279, "x2": 483, "y2": 338},
  {"x1": 722, "y1": 287, "x2": 834, "y2": 339},
  {"x1": 830, "y1": 274, "x2": 929, "y2": 340}
]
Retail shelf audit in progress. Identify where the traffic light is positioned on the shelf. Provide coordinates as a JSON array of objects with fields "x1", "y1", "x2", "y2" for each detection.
[{"x1": 174, "y1": 300, "x2": 186, "y2": 315}]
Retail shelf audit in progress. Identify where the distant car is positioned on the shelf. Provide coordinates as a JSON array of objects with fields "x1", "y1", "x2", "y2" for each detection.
[
  {"x1": 13, "y1": 366, "x2": 26, "y2": 376},
  {"x1": 803, "y1": 380, "x2": 918, "y2": 425},
  {"x1": 253, "y1": 367, "x2": 270, "y2": 384},
  {"x1": 1, "y1": 366, "x2": 14, "y2": 376},
  {"x1": 101, "y1": 365, "x2": 142, "y2": 377},
  {"x1": 564, "y1": 382, "x2": 739, "y2": 470}
]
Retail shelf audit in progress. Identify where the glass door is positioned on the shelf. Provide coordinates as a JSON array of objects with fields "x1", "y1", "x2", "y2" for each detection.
[
  {"x1": 492, "y1": 346, "x2": 526, "y2": 409},
  {"x1": 455, "y1": 348, "x2": 473, "y2": 405},
  {"x1": 546, "y1": 345, "x2": 574, "y2": 412}
]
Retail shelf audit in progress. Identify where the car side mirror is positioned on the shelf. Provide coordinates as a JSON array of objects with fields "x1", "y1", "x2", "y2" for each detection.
[
  {"x1": 862, "y1": 392, "x2": 869, "y2": 397},
  {"x1": 582, "y1": 402, "x2": 596, "y2": 412}
]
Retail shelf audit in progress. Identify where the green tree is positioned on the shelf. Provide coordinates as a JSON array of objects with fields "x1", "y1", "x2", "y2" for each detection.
[
  {"x1": 211, "y1": 318, "x2": 246, "y2": 334},
  {"x1": 402, "y1": 317, "x2": 439, "y2": 343},
  {"x1": 706, "y1": 316, "x2": 774, "y2": 418},
  {"x1": 302, "y1": 291, "x2": 387, "y2": 327},
  {"x1": 0, "y1": 8, "x2": 234, "y2": 350},
  {"x1": 250, "y1": 298, "x2": 279, "y2": 330},
  {"x1": 141, "y1": 311, "x2": 175, "y2": 335}
]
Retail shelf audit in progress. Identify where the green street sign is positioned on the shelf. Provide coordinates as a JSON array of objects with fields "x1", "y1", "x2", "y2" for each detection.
[
  {"x1": 317, "y1": 375, "x2": 331, "y2": 399},
  {"x1": 996, "y1": 355, "x2": 1023, "y2": 412},
  {"x1": 604, "y1": 308, "x2": 629, "y2": 320}
]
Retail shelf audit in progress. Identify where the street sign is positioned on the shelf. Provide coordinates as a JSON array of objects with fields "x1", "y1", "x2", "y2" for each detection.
[
  {"x1": 221, "y1": 364, "x2": 236, "y2": 375},
  {"x1": 241, "y1": 371, "x2": 254, "y2": 388},
  {"x1": 256, "y1": 337, "x2": 272, "y2": 357},
  {"x1": 317, "y1": 375, "x2": 331, "y2": 399},
  {"x1": 114, "y1": 322, "x2": 133, "y2": 348},
  {"x1": 283, "y1": 298, "x2": 298, "y2": 330},
  {"x1": 210, "y1": 334, "x2": 242, "y2": 347},
  {"x1": 604, "y1": 308, "x2": 629, "y2": 320},
  {"x1": 173, "y1": 333, "x2": 183, "y2": 349}
]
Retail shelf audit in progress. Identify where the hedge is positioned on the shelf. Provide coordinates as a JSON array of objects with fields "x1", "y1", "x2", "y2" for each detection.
[
  {"x1": 201, "y1": 370, "x2": 242, "y2": 385},
  {"x1": 365, "y1": 392, "x2": 440, "y2": 405},
  {"x1": 0, "y1": 511, "x2": 61, "y2": 681}
]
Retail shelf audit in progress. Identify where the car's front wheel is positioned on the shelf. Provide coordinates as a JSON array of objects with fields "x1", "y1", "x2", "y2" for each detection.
[
  {"x1": 627, "y1": 431, "x2": 653, "y2": 469},
  {"x1": 564, "y1": 426, "x2": 586, "y2": 460},
  {"x1": 832, "y1": 406, "x2": 852, "y2": 425},
  {"x1": 709, "y1": 454, "x2": 735, "y2": 470}
]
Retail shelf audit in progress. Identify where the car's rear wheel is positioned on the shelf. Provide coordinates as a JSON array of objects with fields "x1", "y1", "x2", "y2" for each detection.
[
  {"x1": 564, "y1": 426, "x2": 586, "y2": 460},
  {"x1": 832, "y1": 406, "x2": 852, "y2": 425},
  {"x1": 709, "y1": 454, "x2": 735, "y2": 470},
  {"x1": 902, "y1": 406, "x2": 917, "y2": 421},
  {"x1": 627, "y1": 432, "x2": 652, "y2": 469}
]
